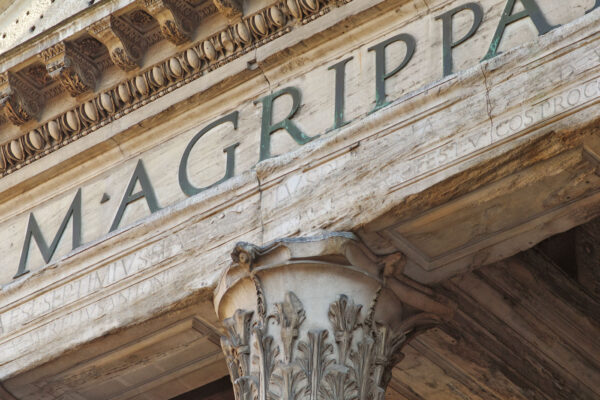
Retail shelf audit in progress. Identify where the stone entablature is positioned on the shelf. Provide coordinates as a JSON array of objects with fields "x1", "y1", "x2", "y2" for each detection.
[
  {"x1": 0, "y1": 0, "x2": 600, "y2": 387},
  {"x1": 0, "y1": 0, "x2": 598, "y2": 286},
  {"x1": 0, "y1": 0, "x2": 345, "y2": 176},
  {"x1": 0, "y1": 0, "x2": 598, "y2": 285}
]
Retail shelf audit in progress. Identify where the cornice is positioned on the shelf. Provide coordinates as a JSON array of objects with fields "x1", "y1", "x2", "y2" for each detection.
[
  {"x1": 0, "y1": 0, "x2": 134, "y2": 71},
  {"x1": 0, "y1": 0, "x2": 351, "y2": 178}
]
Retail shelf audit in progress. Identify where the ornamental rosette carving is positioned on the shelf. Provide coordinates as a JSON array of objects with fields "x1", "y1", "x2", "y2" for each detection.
[{"x1": 214, "y1": 233, "x2": 455, "y2": 400}]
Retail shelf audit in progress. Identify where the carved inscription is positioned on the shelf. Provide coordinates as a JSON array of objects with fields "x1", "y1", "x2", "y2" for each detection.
[
  {"x1": 389, "y1": 66, "x2": 600, "y2": 189},
  {"x1": 0, "y1": 233, "x2": 183, "y2": 338},
  {"x1": 493, "y1": 78, "x2": 600, "y2": 140},
  {"x1": 0, "y1": 265, "x2": 179, "y2": 369},
  {"x1": 3, "y1": 0, "x2": 600, "y2": 285},
  {"x1": 2, "y1": 0, "x2": 598, "y2": 170}
]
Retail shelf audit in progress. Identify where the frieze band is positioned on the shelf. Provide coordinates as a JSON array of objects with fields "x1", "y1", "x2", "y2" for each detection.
[
  {"x1": 0, "y1": 0, "x2": 600, "y2": 176},
  {"x1": 0, "y1": 0, "x2": 597, "y2": 178},
  {"x1": 7, "y1": 0, "x2": 600, "y2": 279}
]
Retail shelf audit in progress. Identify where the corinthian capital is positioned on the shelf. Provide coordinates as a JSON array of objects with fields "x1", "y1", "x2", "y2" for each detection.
[
  {"x1": 214, "y1": 232, "x2": 454, "y2": 400},
  {"x1": 88, "y1": 16, "x2": 147, "y2": 71},
  {"x1": 140, "y1": 0, "x2": 200, "y2": 45},
  {"x1": 40, "y1": 42, "x2": 100, "y2": 97},
  {"x1": 0, "y1": 72, "x2": 43, "y2": 126}
]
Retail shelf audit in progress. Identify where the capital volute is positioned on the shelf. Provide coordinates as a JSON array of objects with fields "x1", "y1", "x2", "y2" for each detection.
[
  {"x1": 230, "y1": 242, "x2": 262, "y2": 269},
  {"x1": 214, "y1": 232, "x2": 454, "y2": 400}
]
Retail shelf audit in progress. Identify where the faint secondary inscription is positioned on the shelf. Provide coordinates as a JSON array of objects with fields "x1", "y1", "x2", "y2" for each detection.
[{"x1": 0, "y1": 233, "x2": 183, "y2": 337}]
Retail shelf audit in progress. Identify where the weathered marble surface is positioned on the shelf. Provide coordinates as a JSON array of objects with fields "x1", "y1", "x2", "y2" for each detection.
[
  {"x1": 1, "y1": 0, "x2": 598, "y2": 285},
  {"x1": 0, "y1": 0, "x2": 599, "y2": 389}
]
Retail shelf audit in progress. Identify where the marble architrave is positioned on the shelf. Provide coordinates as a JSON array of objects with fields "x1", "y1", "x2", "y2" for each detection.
[{"x1": 1, "y1": 0, "x2": 599, "y2": 286}]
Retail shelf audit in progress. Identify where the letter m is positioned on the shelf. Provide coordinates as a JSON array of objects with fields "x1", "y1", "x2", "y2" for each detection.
[{"x1": 14, "y1": 189, "x2": 82, "y2": 279}]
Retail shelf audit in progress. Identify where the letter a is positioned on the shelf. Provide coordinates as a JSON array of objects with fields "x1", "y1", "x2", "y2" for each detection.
[
  {"x1": 110, "y1": 160, "x2": 161, "y2": 232},
  {"x1": 483, "y1": 0, "x2": 558, "y2": 61}
]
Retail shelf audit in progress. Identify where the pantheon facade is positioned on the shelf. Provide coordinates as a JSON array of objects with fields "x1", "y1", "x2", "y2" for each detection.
[{"x1": 0, "y1": 0, "x2": 598, "y2": 399}]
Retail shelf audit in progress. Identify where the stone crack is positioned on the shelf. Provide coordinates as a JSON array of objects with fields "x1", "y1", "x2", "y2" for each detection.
[{"x1": 480, "y1": 63, "x2": 494, "y2": 133}]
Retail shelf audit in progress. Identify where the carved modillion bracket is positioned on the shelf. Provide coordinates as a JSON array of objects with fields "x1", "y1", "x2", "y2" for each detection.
[
  {"x1": 88, "y1": 15, "x2": 147, "y2": 71},
  {"x1": 39, "y1": 42, "x2": 100, "y2": 97},
  {"x1": 0, "y1": 72, "x2": 43, "y2": 126},
  {"x1": 212, "y1": 0, "x2": 243, "y2": 20},
  {"x1": 140, "y1": 0, "x2": 200, "y2": 45}
]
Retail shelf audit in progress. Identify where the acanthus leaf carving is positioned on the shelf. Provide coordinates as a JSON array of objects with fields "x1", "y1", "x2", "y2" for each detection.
[
  {"x1": 274, "y1": 291, "x2": 305, "y2": 363},
  {"x1": 88, "y1": 15, "x2": 147, "y2": 71},
  {"x1": 252, "y1": 325, "x2": 279, "y2": 400},
  {"x1": 213, "y1": 0, "x2": 243, "y2": 20},
  {"x1": 234, "y1": 375, "x2": 258, "y2": 400},
  {"x1": 221, "y1": 291, "x2": 408, "y2": 400},
  {"x1": 223, "y1": 309, "x2": 255, "y2": 378},
  {"x1": 297, "y1": 329, "x2": 333, "y2": 400},
  {"x1": 216, "y1": 235, "x2": 455, "y2": 400},
  {"x1": 320, "y1": 364, "x2": 355, "y2": 400},
  {"x1": 40, "y1": 42, "x2": 100, "y2": 97},
  {"x1": 348, "y1": 335, "x2": 375, "y2": 400},
  {"x1": 328, "y1": 294, "x2": 361, "y2": 365},
  {"x1": 0, "y1": 72, "x2": 43, "y2": 126},
  {"x1": 271, "y1": 362, "x2": 303, "y2": 400},
  {"x1": 371, "y1": 324, "x2": 405, "y2": 397}
]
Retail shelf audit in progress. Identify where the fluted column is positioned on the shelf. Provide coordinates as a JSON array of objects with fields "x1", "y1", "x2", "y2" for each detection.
[{"x1": 214, "y1": 232, "x2": 455, "y2": 400}]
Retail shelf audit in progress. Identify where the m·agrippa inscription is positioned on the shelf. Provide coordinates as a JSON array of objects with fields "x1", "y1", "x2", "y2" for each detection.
[{"x1": 1, "y1": 0, "x2": 599, "y2": 285}]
